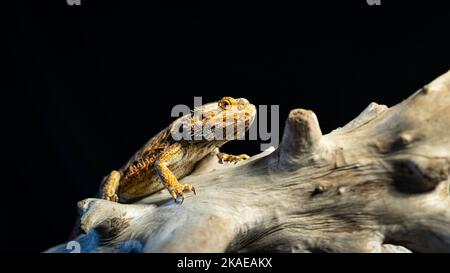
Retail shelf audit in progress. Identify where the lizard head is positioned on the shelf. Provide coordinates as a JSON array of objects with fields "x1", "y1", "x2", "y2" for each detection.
[{"x1": 171, "y1": 97, "x2": 256, "y2": 143}]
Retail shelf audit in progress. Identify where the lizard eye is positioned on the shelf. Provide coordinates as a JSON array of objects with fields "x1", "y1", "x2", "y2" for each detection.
[{"x1": 219, "y1": 98, "x2": 232, "y2": 110}]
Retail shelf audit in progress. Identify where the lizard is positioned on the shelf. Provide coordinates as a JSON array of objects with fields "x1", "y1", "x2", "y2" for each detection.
[
  {"x1": 68, "y1": 97, "x2": 256, "y2": 239},
  {"x1": 96, "y1": 96, "x2": 256, "y2": 204}
]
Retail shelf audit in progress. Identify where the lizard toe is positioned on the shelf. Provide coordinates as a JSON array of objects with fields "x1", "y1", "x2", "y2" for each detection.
[
  {"x1": 182, "y1": 184, "x2": 196, "y2": 194},
  {"x1": 169, "y1": 184, "x2": 195, "y2": 204}
]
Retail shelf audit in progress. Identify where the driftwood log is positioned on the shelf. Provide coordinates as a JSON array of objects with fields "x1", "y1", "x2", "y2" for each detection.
[{"x1": 47, "y1": 71, "x2": 450, "y2": 253}]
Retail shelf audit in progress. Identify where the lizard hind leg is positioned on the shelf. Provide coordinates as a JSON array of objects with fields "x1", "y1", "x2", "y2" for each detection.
[
  {"x1": 154, "y1": 143, "x2": 196, "y2": 203},
  {"x1": 68, "y1": 170, "x2": 121, "y2": 239},
  {"x1": 99, "y1": 170, "x2": 121, "y2": 202}
]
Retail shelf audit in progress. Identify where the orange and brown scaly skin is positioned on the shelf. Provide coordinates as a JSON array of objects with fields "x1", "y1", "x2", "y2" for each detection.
[{"x1": 97, "y1": 97, "x2": 256, "y2": 204}]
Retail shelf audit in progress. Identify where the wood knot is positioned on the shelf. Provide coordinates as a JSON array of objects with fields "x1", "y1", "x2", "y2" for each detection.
[
  {"x1": 421, "y1": 85, "x2": 430, "y2": 94},
  {"x1": 280, "y1": 109, "x2": 323, "y2": 156},
  {"x1": 392, "y1": 157, "x2": 449, "y2": 193},
  {"x1": 311, "y1": 181, "x2": 328, "y2": 197},
  {"x1": 338, "y1": 186, "x2": 347, "y2": 195},
  {"x1": 95, "y1": 216, "x2": 131, "y2": 239},
  {"x1": 390, "y1": 133, "x2": 413, "y2": 151}
]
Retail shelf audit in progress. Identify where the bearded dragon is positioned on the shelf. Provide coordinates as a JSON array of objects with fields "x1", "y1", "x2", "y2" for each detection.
[{"x1": 97, "y1": 97, "x2": 256, "y2": 204}]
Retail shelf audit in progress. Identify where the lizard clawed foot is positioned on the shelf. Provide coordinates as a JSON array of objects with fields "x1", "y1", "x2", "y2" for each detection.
[
  {"x1": 170, "y1": 184, "x2": 196, "y2": 204},
  {"x1": 218, "y1": 153, "x2": 250, "y2": 164},
  {"x1": 104, "y1": 194, "x2": 119, "y2": 202}
]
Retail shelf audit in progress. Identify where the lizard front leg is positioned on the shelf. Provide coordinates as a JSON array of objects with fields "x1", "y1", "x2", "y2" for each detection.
[
  {"x1": 217, "y1": 151, "x2": 250, "y2": 164},
  {"x1": 154, "y1": 143, "x2": 196, "y2": 203}
]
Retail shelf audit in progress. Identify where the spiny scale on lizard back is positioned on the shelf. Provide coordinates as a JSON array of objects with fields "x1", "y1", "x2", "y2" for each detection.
[{"x1": 122, "y1": 128, "x2": 173, "y2": 179}]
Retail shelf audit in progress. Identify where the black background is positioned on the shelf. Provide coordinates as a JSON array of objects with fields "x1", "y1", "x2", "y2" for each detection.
[{"x1": 8, "y1": 1, "x2": 450, "y2": 252}]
